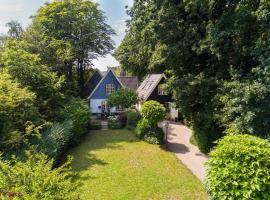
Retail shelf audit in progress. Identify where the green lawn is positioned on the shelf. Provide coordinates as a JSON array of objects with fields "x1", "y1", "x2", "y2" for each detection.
[{"x1": 69, "y1": 129, "x2": 207, "y2": 200}]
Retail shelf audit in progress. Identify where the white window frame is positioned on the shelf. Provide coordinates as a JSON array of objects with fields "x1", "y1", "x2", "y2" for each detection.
[
  {"x1": 158, "y1": 84, "x2": 168, "y2": 95},
  {"x1": 106, "y1": 84, "x2": 115, "y2": 94}
]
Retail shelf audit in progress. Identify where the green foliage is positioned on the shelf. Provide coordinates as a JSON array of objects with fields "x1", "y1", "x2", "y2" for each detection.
[
  {"x1": 143, "y1": 128, "x2": 164, "y2": 145},
  {"x1": 141, "y1": 100, "x2": 166, "y2": 126},
  {"x1": 0, "y1": 150, "x2": 79, "y2": 200},
  {"x1": 0, "y1": 71, "x2": 40, "y2": 151},
  {"x1": 136, "y1": 118, "x2": 164, "y2": 144},
  {"x1": 32, "y1": 0, "x2": 115, "y2": 95},
  {"x1": 108, "y1": 88, "x2": 138, "y2": 109},
  {"x1": 63, "y1": 98, "x2": 90, "y2": 146},
  {"x1": 0, "y1": 40, "x2": 65, "y2": 119},
  {"x1": 117, "y1": 0, "x2": 270, "y2": 152},
  {"x1": 206, "y1": 135, "x2": 270, "y2": 200},
  {"x1": 40, "y1": 120, "x2": 73, "y2": 160},
  {"x1": 216, "y1": 67, "x2": 270, "y2": 137},
  {"x1": 108, "y1": 116, "x2": 122, "y2": 129},
  {"x1": 90, "y1": 121, "x2": 101, "y2": 130},
  {"x1": 136, "y1": 118, "x2": 151, "y2": 139},
  {"x1": 126, "y1": 110, "x2": 141, "y2": 129}
]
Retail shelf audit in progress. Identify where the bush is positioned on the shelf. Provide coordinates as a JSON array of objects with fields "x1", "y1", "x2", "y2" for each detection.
[
  {"x1": 136, "y1": 118, "x2": 151, "y2": 139},
  {"x1": 40, "y1": 120, "x2": 73, "y2": 160},
  {"x1": 0, "y1": 150, "x2": 79, "y2": 200},
  {"x1": 108, "y1": 116, "x2": 122, "y2": 129},
  {"x1": 0, "y1": 71, "x2": 39, "y2": 152},
  {"x1": 141, "y1": 100, "x2": 166, "y2": 126},
  {"x1": 90, "y1": 121, "x2": 101, "y2": 130},
  {"x1": 136, "y1": 119, "x2": 164, "y2": 144},
  {"x1": 126, "y1": 111, "x2": 141, "y2": 129},
  {"x1": 206, "y1": 135, "x2": 270, "y2": 200},
  {"x1": 143, "y1": 128, "x2": 164, "y2": 144},
  {"x1": 117, "y1": 112, "x2": 127, "y2": 127},
  {"x1": 64, "y1": 98, "x2": 90, "y2": 146}
]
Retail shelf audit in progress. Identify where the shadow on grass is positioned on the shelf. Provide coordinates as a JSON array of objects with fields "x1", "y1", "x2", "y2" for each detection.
[{"x1": 64, "y1": 130, "x2": 138, "y2": 183}]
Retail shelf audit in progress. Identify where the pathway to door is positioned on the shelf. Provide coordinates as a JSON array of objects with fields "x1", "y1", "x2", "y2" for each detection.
[
  {"x1": 159, "y1": 121, "x2": 208, "y2": 182},
  {"x1": 101, "y1": 120, "x2": 108, "y2": 130}
]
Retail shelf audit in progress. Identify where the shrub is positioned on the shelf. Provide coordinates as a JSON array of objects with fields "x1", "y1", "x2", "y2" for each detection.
[
  {"x1": 108, "y1": 116, "x2": 122, "y2": 129},
  {"x1": 127, "y1": 111, "x2": 141, "y2": 128},
  {"x1": 141, "y1": 100, "x2": 166, "y2": 126},
  {"x1": 0, "y1": 150, "x2": 79, "y2": 200},
  {"x1": 0, "y1": 71, "x2": 39, "y2": 151},
  {"x1": 136, "y1": 119, "x2": 164, "y2": 144},
  {"x1": 118, "y1": 112, "x2": 127, "y2": 127},
  {"x1": 136, "y1": 118, "x2": 151, "y2": 139},
  {"x1": 40, "y1": 120, "x2": 73, "y2": 160},
  {"x1": 206, "y1": 135, "x2": 270, "y2": 200},
  {"x1": 64, "y1": 98, "x2": 90, "y2": 146},
  {"x1": 90, "y1": 121, "x2": 101, "y2": 130},
  {"x1": 143, "y1": 128, "x2": 164, "y2": 145}
]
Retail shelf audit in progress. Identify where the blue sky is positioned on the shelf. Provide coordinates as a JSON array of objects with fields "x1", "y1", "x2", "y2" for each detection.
[{"x1": 0, "y1": 0, "x2": 133, "y2": 70}]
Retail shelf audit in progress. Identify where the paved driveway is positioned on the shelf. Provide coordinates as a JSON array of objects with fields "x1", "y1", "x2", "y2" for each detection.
[{"x1": 159, "y1": 121, "x2": 208, "y2": 182}]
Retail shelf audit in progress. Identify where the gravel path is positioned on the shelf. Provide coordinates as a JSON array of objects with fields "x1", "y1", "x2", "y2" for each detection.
[{"x1": 159, "y1": 121, "x2": 208, "y2": 182}]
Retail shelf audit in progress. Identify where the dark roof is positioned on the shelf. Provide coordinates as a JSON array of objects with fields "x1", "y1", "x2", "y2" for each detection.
[
  {"x1": 118, "y1": 76, "x2": 139, "y2": 91},
  {"x1": 84, "y1": 70, "x2": 102, "y2": 97},
  {"x1": 137, "y1": 74, "x2": 165, "y2": 101}
]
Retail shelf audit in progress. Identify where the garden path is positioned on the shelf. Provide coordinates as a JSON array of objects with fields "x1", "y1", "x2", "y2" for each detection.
[
  {"x1": 159, "y1": 121, "x2": 208, "y2": 182},
  {"x1": 101, "y1": 120, "x2": 108, "y2": 130}
]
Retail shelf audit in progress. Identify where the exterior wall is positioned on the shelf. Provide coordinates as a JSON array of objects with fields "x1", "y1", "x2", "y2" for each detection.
[
  {"x1": 136, "y1": 101, "x2": 143, "y2": 111},
  {"x1": 169, "y1": 102, "x2": 179, "y2": 121},
  {"x1": 91, "y1": 70, "x2": 122, "y2": 99},
  {"x1": 90, "y1": 99, "x2": 116, "y2": 114},
  {"x1": 147, "y1": 77, "x2": 172, "y2": 104},
  {"x1": 85, "y1": 71, "x2": 102, "y2": 97}
]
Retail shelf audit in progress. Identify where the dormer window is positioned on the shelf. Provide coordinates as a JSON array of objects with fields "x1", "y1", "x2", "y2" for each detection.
[
  {"x1": 158, "y1": 84, "x2": 168, "y2": 95},
  {"x1": 106, "y1": 84, "x2": 115, "y2": 94}
]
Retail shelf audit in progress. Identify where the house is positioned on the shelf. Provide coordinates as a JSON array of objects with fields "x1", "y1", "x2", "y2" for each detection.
[
  {"x1": 136, "y1": 74, "x2": 179, "y2": 121},
  {"x1": 87, "y1": 69, "x2": 138, "y2": 114}
]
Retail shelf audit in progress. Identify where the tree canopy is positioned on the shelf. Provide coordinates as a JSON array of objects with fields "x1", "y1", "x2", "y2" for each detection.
[{"x1": 116, "y1": 0, "x2": 270, "y2": 152}]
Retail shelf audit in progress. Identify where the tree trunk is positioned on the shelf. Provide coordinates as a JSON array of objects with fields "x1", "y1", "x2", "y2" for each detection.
[
  {"x1": 67, "y1": 62, "x2": 73, "y2": 82},
  {"x1": 77, "y1": 59, "x2": 85, "y2": 97}
]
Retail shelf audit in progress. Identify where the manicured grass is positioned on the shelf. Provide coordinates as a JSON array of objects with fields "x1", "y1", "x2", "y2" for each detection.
[{"x1": 69, "y1": 130, "x2": 207, "y2": 200}]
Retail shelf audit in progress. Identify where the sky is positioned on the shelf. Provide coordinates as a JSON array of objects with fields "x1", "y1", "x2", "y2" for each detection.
[{"x1": 0, "y1": 0, "x2": 133, "y2": 70}]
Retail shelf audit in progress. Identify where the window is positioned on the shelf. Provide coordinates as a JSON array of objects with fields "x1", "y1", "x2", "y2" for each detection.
[
  {"x1": 106, "y1": 84, "x2": 115, "y2": 94},
  {"x1": 158, "y1": 84, "x2": 168, "y2": 95}
]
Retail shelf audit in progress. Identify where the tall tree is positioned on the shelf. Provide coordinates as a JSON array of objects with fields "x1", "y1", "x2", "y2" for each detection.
[
  {"x1": 6, "y1": 20, "x2": 23, "y2": 39},
  {"x1": 116, "y1": 0, "x2": 270, "y2": 152},
  {"x1": 30, "y1": 0, "x2": 115, "y2": 96}
]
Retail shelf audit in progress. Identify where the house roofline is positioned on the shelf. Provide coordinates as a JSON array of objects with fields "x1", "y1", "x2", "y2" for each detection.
[
  {"x1": 138, "y1": 74, "x2": 167, "y2": 102},
  {"x1": 87, "y1": 68, "x2": 124, "y2": 100}
]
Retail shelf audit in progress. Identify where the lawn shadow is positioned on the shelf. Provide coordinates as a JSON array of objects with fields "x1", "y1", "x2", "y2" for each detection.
[{"x1": 66, "y1": 130, "x2": 138, "y2": 173}]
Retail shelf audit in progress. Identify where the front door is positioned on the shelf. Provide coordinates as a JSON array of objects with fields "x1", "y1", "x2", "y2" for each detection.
[{"x1": 101, "y1": 100, "x2": 108, "y2": 113}]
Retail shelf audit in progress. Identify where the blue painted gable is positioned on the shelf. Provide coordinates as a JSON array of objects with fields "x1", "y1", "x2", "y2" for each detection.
[{"x1": 91, "y1": 70, "x2": 122, "y2": 99}]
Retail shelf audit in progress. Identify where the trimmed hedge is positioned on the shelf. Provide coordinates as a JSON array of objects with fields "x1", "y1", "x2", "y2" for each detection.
[{"x1": 206, "y1": 135, "x2": 270, "y2": 200}]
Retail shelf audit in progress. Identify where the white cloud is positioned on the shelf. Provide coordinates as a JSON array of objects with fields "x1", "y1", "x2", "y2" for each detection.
[{"x1": 0, "y1": 3, "x2": 24, "y2": 13}]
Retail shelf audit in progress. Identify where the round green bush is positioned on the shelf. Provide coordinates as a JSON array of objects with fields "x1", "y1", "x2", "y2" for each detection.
[
  {"x1": 206, "y1": 134, "x2": 270, "y2": 200},
  {"x1": 141, "y1": 100, "x2": 166, "y2": 125}
]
